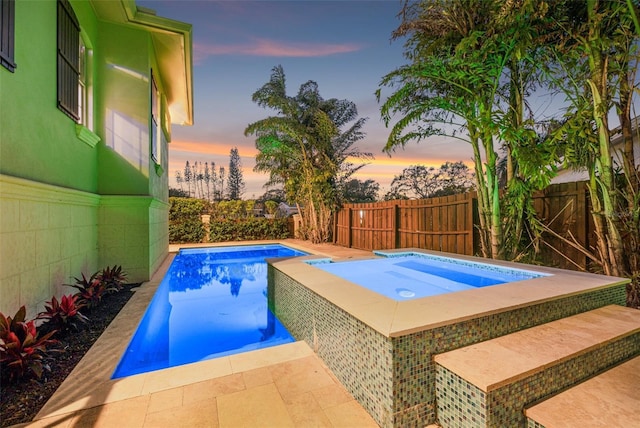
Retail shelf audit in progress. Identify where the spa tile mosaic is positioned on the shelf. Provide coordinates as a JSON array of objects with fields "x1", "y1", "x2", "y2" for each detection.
[
  {"x1": 388, "y1": 285, "x2": 626, "y2": 425},
  {"x1": 436, "y1": 368, "x2": 486, "y2": 427},
  {"x1": 436, "y1": 333, "x2": 640, "y2": 427},
  {"x1": 270, "y1": 264, "x2": 627, "y2": 428},
  {"x1": 271, "y1": 268, "x2": 395, "y2": 426}
]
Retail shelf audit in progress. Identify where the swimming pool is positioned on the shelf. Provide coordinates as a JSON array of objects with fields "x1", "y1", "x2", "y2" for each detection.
[
  {"x1": 112, "y1": 244, "x2": 307, "y2": 378},
  {"x1": 309, "y1": 251, "x2": 548, "y2": 300}
]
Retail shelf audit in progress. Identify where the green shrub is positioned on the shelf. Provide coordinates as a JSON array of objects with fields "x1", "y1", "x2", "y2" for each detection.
[
  {"x1": 169, "y1": 197, "x2": 207, "y2": 243},
  {"x1": 210, "y1": 218, "x2": 290, "y2": 242},
  {"x1": 169, "y1": 219, "x2": 205, "y2": 243},
  {"x1": 213, "y1": 200, "x2": 254, "y2": 220},
  {"x1": 264, "y1": 200, "x2": 278, "y2": 216},
  {"x1": 169, "y1": 197, "x2": 208, "y2": 220}
]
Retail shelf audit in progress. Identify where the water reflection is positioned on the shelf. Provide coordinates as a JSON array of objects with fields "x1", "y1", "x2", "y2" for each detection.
[
  {"x1": 112, "y1": 245, "x2": 305, "y2": 378},
  {"x1": 167, "y1": 253, "x2": 262, "y2": 297}
]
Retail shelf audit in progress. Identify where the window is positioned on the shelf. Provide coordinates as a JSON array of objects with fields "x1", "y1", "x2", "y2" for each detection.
[
  {"x1": 151, "y1": 71, "x2": 160, "y2": 164},
  {"x1": 0, "y1": 0, "x2": 16, "y2": 72},
  {"x1": 77, "y1": 35, "x2": 93, "y2": 128},
  {"x1": 57, "y1": 0, "x2": 80, "y2": 121}
]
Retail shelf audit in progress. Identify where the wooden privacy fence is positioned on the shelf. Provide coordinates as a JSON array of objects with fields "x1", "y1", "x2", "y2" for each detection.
[
  {"x1": 334, "y1": 182, "x2": 593, "y2": 269},
  {"x1": 532, "y1": 181, "x2": 594, "y2": 270},
  {"x1": 334, "y1": 192, "x2": 477, "y2": 255}
]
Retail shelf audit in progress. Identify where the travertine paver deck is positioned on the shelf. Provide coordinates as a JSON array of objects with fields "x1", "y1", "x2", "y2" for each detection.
[
  {"x1": 20, "y1": 240, "x2": 377, "y2": 428},
  {"x1": 525, "y1": 356, "x2": 640, "y2": 427}
]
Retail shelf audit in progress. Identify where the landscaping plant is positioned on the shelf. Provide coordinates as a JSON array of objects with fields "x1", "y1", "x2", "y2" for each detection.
[
  {"x1": 0, "y1": 306, "x2": 58, "y2": 383},
  {"x1": 67, "y1": 272, "x2": 111, "y2": 310},
  {"x1": 37, "y1": 295, "x2": 88, "y2": 333},
  {"x1": 169, "y1": 197, "x2": 206, "y2": 243},
  {"x1": 97, "y1": 265, "x2": 127, "y2": 292}
]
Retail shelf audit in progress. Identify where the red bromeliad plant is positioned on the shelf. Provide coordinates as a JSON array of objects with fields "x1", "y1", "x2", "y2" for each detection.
[
  {"x1": 0, "y1": 306, "x2": 58, "y2": 382},
  {"x1": 37, "y1": 294, "x2": 88, "y2": 332},
  {"x1": 67, "y1": 272, "x2": 108, "y2": 309},
  {"x1": 97, "y1": 265, "x2": 127, "y2": 292}
]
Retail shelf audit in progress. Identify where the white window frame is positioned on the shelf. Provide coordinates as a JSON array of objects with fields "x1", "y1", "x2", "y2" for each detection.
[{"x1": 151, "y1": 71, "x2": 160, "y2": 164}]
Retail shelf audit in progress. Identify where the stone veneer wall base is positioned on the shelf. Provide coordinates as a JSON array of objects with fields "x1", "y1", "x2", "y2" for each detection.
[{"x1": 0, "y1": 175, "x2": 100, "y2": 318}]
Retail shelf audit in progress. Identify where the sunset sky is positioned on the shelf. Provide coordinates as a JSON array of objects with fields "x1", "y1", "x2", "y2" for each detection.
[{"x1": 139, "y1": 0, "x2": 476, "y2": 198}]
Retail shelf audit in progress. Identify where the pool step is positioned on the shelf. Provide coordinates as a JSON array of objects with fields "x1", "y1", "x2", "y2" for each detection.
[
  {"x1": 524, "y1": 355, "x2": 640, "y2": 427},
  {"x1": 433, "y1": 305, "x2": 640, "y2": 428}
]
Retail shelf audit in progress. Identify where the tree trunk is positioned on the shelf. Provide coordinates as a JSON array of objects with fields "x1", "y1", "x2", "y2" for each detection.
[
  {"x1": 469, "y1": 124, "x2": 491, "y2": 258},
  {"x1": 584, "y1": 3, "x2": 626, "y2": 276}
]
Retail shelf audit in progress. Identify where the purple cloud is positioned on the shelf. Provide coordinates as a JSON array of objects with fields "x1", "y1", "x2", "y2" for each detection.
[{"x1": 193, "y1": 38, "x2": 362, "y2": 63}]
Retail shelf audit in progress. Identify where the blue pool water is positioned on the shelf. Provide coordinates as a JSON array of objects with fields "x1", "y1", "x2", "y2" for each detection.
[
  {"x1": 310, "y1": 252, "x2": 548, "y2": 301},
  {"x1": 112, "y1": 244, "x2": 307, "y2": 378}
]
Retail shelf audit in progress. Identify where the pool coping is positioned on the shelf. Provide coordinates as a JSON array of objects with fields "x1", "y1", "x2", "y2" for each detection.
[
  {"x1": 34, "y1": 241, "x2": 331, "y2": 420},
  {"x1": 270, "y1": 247, "x2": 631, "y2": 338}
]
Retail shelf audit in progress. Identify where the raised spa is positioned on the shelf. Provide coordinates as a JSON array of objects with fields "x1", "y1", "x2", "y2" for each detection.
[
  {"x1": 268, "y1": 248, "x2": 628, "y2": 427},
  {"x1": 308, "y1": 251, "x2": 548, "y2": 300}
]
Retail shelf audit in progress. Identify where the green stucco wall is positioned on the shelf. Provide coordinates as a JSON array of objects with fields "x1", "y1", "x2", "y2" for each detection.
[
  {"x1": 0, "y1": 1, "x2": 178, "y2": 317},
  {"x1": 97, "y1": 21, "x2": 152, "y2": 196},
  {"x1": 0, "y1": 1, "x2": 98, "y2": 192}
]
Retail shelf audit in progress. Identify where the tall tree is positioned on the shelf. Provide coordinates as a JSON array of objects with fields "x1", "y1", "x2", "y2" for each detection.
[
  {"x1": 227, "y1": 147, "x2": 245, "y2": 200},
  {"x1": 183, "y1": 161, "x2": 192, "y2": 197},
  {"x1": 547, "y1": 0, "x2": 639, "y2": 283},
  {"x1": 342, "y1": 179, "x2": 380, "y2": 203},
  {"x1": 204, "y1": 162, "x2": 211, "y2": 201},
  {"x1": 246, "y1": 65, "x2": 372, "y2": 243},
  {"x1": 175, "y1": 171, "x2": 184, "y2": 192},
  {"x1": 378, "y1": 0, "x2": 556, "y2": 259},
  {"x1": 384, "y1": 162, "x2": 474, "y2": 200}
]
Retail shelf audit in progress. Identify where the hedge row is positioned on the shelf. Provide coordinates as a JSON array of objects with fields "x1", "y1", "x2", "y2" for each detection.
[
  {"x1": 169, "y1": 197, "x2": 207, "y2": 244},
  {"x1": 169, "y1": 197, "x2": 291, "y2": 243},
  {"x1": 209, "y1": 218, "x2": 290, "y2": 242}
]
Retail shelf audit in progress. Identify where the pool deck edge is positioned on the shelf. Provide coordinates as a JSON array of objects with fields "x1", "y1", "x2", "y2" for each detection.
[
  {"x1": 271, "y1": 247, "x2": 630, "y2": 338},
  {"x1": 34, "y1": 247, "x2": 318, "y2": 421}
]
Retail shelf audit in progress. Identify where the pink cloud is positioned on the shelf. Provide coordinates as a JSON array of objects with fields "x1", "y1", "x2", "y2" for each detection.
[{"x1": 193, "y1": 38, "x2": 362, "y2": 63}]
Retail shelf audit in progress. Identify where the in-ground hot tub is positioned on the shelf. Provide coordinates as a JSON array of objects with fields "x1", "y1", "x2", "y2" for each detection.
[{"x1": 267, "y1": 248, "x2": 628, "y2": 427}]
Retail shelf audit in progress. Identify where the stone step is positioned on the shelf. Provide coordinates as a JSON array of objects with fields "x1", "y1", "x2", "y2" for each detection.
[
  {"x1": 525, "y1": 355, "x2": 640, "y2": 428},
  {"x1": 433, "y1": 305, "x2": 640, "y2": 428}
]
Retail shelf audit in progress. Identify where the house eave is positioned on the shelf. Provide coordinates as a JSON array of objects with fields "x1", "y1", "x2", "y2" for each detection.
[{"x1": 90, "y1": 0, "x2": 194, "y2": 126}]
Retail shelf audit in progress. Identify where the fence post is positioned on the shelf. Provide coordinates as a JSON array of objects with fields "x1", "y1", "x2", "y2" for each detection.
[
  {"x1": 346, "y1": 207, "x2": 352, "y2": 248},
  {"x1": 392, "y1": 202, "x2": 398, "y2": 249}
]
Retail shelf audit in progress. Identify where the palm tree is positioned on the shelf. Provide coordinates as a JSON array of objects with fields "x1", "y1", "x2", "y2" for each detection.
[
  {"x1": 546, "y1": 0, "x2": 639, "y2": 283},
  {"x1": 245, "y1": 66, "x2": 372, "y2": 243}
]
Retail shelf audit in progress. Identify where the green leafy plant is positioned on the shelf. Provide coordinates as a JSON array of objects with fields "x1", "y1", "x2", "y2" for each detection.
[
  {"x1": 209, "y1": 218, "x2": 290, "y2": 242},
  {"x1": 169, "y1": 197, "x2": 207, "y2": 243},
  {"x1": 0, "y1": 306, "x2": 58, "y2": 382},
  {"x1": 97, "y1": 265, "x2": 127, "y2": 292},
  {"x1": 37, "y1": 294, "x2": 88, "y2": 332},
  {"x1": 169, "y1": 218, "x2": 205, "y2": 243},
  {"x1": 264, "y1": 200, "x2": 278, "y2": 217},
  {"x1": 67, "y1": 272, "x2": 110, "y2": 309}
]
